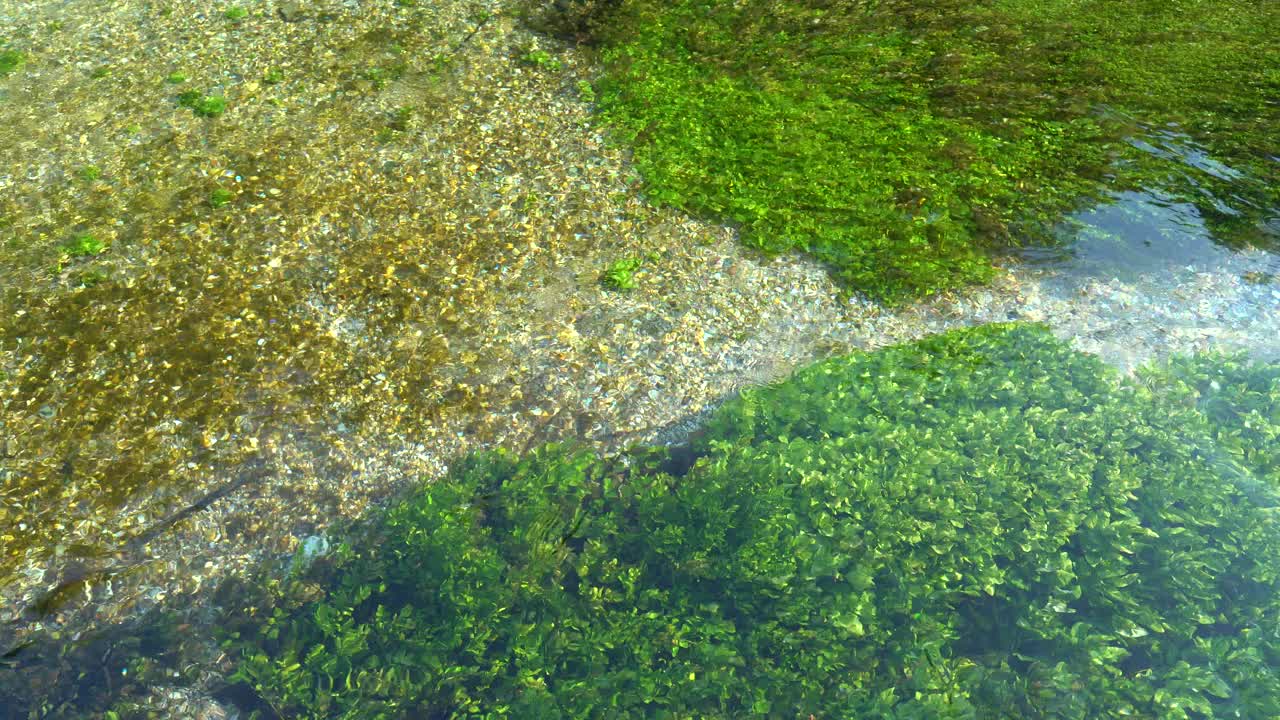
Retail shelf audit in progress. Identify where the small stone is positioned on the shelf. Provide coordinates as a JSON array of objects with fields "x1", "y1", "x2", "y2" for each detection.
[{"x1": 289, "y1": 534, "x2": 331, "y2": 575}]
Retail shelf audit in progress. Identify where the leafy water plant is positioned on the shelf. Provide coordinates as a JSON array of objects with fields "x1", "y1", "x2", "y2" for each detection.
[
  {"x1": 224, "y1": 6, "x2": 249, "y2": 21},
  {"x1": 520, "y1": 48, "x2": 562, "y2": 71},
  {"x1": 224, "y1": 323, "x2": 1280, "y2": 718},
  {"x1": 587, "y1": 0, "x2": 1279, "y2": 301},
  {"x1": 599, "y1": 255, "x2": 643, "y2": 290},
  {"x1": 177, "y1": 90, "x2": 226, "y2": 117},
  {"x1": 0, "y1": 48, "x2": 24, "y2": 75},
  {"x1": 60, "y1": 234, "x2": 106, "y2": 258},
  {"x1": 165, "y1": 71, "x2": 187, "y2": 84},
  {"x1": 194, "y1": 95, "x2": 226, "y2": 117},
  {"x1": 210, "y1": 188, "x2": 235, "y2": 208}
]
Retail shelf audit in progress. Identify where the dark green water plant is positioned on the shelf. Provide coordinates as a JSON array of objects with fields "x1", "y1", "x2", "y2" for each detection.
[
  {"x1": 587, "y1": 0, "x2": 1279, "y2": 301},
  {"x1": 225, "y1": 324, "x2": 1280, "y2": 718}
]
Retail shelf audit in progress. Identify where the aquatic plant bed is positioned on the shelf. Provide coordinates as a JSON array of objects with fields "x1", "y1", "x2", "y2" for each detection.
[
  {"x1": 591, "y1": 0, "x2": 1279, "y2": 300},
  {"x1": 222, "y1": 324, "x2": 1280, "y2": 718}
]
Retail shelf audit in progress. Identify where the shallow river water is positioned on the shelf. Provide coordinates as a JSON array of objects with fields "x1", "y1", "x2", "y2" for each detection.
[{"x1": 1, "y1": 0, "x2": 1277, "y2": 717}]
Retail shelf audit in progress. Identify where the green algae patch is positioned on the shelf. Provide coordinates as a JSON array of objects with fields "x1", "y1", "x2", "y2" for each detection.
[
  {"x1": 60, "y1": 233, "x2": 106, "y2": 258},
  {"x1": 224, "y1": 324, "x2": 1280, "y2": 718},
  {"x1": 590, "y1": 0, "x2": 1279, "y2": 301},
  {"x1": 0, "y1": 48, "x2": 24, "y2": 76}
]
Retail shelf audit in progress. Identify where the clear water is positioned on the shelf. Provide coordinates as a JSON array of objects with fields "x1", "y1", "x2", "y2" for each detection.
[
  {"x1": 1022, "y1": 129, "x2": 1279, "y2": 277},
  {"x1": 1, "y1": 0, "x2": 1278, "y2": 716}
]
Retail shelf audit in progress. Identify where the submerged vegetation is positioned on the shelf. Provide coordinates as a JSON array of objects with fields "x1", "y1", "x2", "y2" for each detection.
[
  {"x1": 209, "y1": 187, "x2": 235, "y2": 208},
  {"x1": 588, "y1": 0, "x2": 1279, "y2": 300},
  {"x1": 599, "y1": 255, "x2": 644, "y2": 290},
  {"x1": 60, "y1": 233, "x2": 106, "y2": 258},
  {"x1": 177, "y1": 89, "x2": 227, "y2": 117},
  {"x1": 224, "y1": 324, "x2": 1280, "y2": 718},
  {"x1": 0, "y1": 47, "x2": 23, "y2": 75}
]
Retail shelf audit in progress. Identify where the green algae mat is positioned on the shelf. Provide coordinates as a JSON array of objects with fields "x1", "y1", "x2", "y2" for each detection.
[
  {"x1": 589, "y1": 0, "x2": 1279, "y2": 300},
  {"x1": 208, "y1": 324, "x2": 1280, "y2": 719}
]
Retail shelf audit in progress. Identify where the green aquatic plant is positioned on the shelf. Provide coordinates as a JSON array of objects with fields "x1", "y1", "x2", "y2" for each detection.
[
  {"x1": 263, "y1": 68, "x2": 285, "y2": 85},
  {"x1": 165, "y1": 71, "x2": 187, "y2": 84},
  {"x1": 209, "y1": 188, "x2": 235, "y2": 208},
  {"x1": 223, "y1": 6, "x2": 248, "y2": 21},
  {"x1": 89, "y1": 65, "x2": 110, "y2": 79},
  {"x1": 76, "y1": 165, "x2": 102, "y2": 183},
  {"x1": 589, "y1": 0, "x2": 1279, "y2": 301},
  {"x1": 362, "y1": 66, "x2": 399, "y2": 90},
  {"x1": 520, "y1": 48, "x2": 562, "y2": 71},
  {"x1": 60, "y1": 234, "x2": 106, "y2": 258},
  {"x1": 0, "y1": 49, "x2": 25, "y2": 75},
  {"x1": 224, "y1": 324, "x2": 1280, "y2": 718},
  {"x1": 600, "y1": 255, "x2": 643, "y2": 290},
  {"x1": 194, "y1": 96, "x2": 226, "y2": 117},
  {"x1": 177, "y1": 90, "x2": 226, "y2": 117}
]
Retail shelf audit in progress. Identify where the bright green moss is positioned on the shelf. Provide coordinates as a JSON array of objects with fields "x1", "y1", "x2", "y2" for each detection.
[
  {"x1": 223, "y1": 6, "x2": 248, "y2": 21},
  {"x1": 225, "y1": 324, "x2": 1280, "y2": 718},
  {"x1": 165, "y1": 71, "x2": 187, "y2": 84},
  {"x1": 589, "y1": 0, "x2": 1279, "y2": 301}
]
